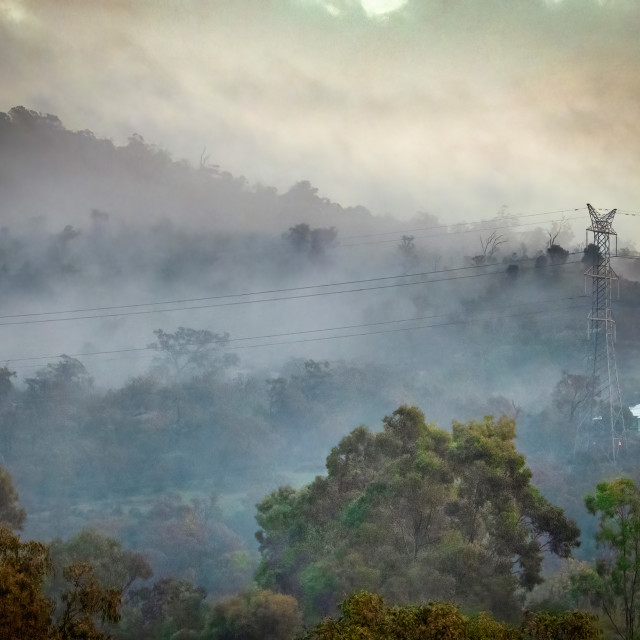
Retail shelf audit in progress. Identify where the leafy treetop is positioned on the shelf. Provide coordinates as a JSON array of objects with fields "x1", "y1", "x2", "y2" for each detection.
[{"x1": 255, "y1": 406, "x2": 580, "y2": 621}]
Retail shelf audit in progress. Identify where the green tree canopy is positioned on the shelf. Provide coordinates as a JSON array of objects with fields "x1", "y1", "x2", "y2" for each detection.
[
  {"x1": 255, "y1": 407, "x2": 579, "y2": 621},
  {"x1": 117, "y1": 577, "x2": 208, "y2": 640},
  {"x1": 148, "y1": 327, "x2": 238, "y2": 381},
  {"x1": 54, "y1": 561, "x2": 121, "y2": 640},
  {"x1": 0, "y1": 467, "x2": 26, "y2": 531},
  {"x1": 0, "y1": 526, "x2": 52, "y2": 640},
  {"x1": 207, "y1": 588, "x2": 302, "y2": 640},
  {"x1": 308, "y1": 591, "x2": 600, "y2": 640},
  {"x1": 571, "y1": 478, "x2": 640, "y2": 640},
  {"x1": 48, "y1": 528, "x2": 152, "y2": 599},
  {"x1": 0, "y1": 526, "x2": 123, "y2": 640}
]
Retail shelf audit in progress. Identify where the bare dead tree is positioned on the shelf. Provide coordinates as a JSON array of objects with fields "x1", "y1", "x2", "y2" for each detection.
[
  {"x1": 480, "y1": 231, "x2": 506, "y2": 258},
  {"x1": 199, "y1": 146, "x2": 219, "y2": 174},
  {"x1": 547, "y1": 216, "x2": 568, "y2": 248}
]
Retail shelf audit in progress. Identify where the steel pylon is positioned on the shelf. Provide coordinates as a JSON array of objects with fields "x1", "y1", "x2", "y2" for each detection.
[{"x1": 575, "y1": 204, "x2": 626, "y2": 461}]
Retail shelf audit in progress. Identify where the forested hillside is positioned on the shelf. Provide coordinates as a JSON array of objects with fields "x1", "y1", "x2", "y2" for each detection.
[{"x1": 1, "y1": 107, "x2": 640, "y2": 638}]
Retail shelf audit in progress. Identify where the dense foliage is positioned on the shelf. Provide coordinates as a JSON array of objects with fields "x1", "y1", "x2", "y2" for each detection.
[
  {"x1": 307, "y1": 591, "x2": 601, "y2": 640},
  {"x1": 570, "y1": 479, "x2": 640, "y2": 640},
  {"x1": 255, "y1": 406, "x2": 580, "y2": 621}
]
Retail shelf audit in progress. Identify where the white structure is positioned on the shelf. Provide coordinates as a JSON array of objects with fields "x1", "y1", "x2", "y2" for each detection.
[{"x1": 630, "y1": 404, "x2": 640, "y2": 429}]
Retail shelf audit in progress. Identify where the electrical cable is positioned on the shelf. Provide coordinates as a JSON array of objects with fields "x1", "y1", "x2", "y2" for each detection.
[
  {"x1": 3, "y1": 294, "x2": 588, "y2": 366},
  {"x1": 227, "y1": 302, "x2": 588, "y2": 351},
  {"x1": 0, "y1": 261, "x2": 545, "y2": 319},
  {"x1": 341, "y1": 216, "x2": 584, "y2": 247},
  {"x1": 0, "y1": 256, "x2": 584, "y2": 324},
  {"x1": 0, "y1": 207, "x2": 593, "y2": 272},
  {"x1": 342, "y1": 208, "x2": 586, "y2": 240}
]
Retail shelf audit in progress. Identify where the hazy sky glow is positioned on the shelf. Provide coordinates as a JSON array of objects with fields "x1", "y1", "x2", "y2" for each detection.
[{"x1": 1, "y1": 0, "x2": 639, "y2": 226}]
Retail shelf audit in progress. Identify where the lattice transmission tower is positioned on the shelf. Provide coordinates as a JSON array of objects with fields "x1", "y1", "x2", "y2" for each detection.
[{"x1": 575, "y1": 204, "x2": 626, "y2": 461}]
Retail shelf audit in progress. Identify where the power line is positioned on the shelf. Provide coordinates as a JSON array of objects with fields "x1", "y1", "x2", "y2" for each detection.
[
  {"x1": 0, "y1": 257, "x2": 583, "y2": 325},
  {"x1": 0, "y1": 262, "x2": 526, "y2": 319},
  {"x1": 228, "y1": 302, "x2": 588, "y2": 351},
  {"x1": 342, "y1": 208, "x2": 586, "y2": 240},
  {"x1": 8, "y1": 302, "x2": 588, "y2": 374},
  {"x1": 341, "y1": 216, "x2": 584, "y2": 247},
  {"x1": 3, "y1": 294, "x2": 588, "y2": 366},
  {"x1": 0, "y1": 207, "x2": 592, "y2": 273}
]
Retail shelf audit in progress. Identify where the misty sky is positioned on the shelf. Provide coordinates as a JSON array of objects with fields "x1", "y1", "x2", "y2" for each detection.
[{"x1": 1, "y1": 0, "x2": 639, "y2": 226}]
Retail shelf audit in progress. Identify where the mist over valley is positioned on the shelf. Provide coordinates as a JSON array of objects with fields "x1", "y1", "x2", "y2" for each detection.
[{"x1": 2, "y1": 1, "x2": 640, "y2": 637}]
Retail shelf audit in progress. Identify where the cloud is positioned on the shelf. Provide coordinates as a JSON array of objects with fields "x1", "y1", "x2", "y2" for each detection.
[
  {"x1": 360, "y1": 0, "x2": 408, "y2": 16},
  {"x1": 1, "y1": 0, "x2": 639, "y2": 223}
]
